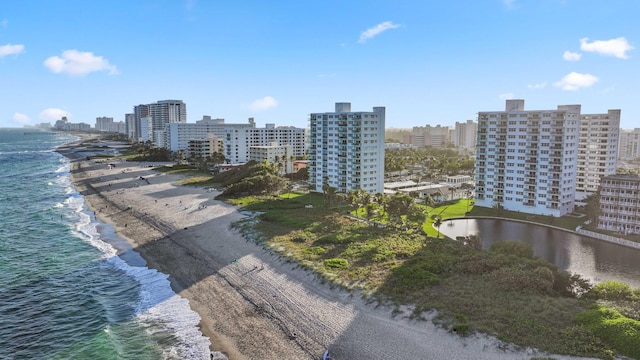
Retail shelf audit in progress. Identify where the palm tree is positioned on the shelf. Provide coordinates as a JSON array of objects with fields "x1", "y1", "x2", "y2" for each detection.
[{"x1": 433, "y1": 216, "x2": 443, "y2": 238}]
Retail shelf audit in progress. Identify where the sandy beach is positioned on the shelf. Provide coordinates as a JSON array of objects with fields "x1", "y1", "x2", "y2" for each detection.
[{"x1": 56, "y1": 138, "x2": 593, "y2": 360}]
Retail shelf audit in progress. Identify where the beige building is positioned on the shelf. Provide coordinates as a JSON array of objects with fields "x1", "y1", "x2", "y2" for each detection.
[
  {"x1": 249, "y1": 142, "x2": 294, "y2": 174},
  {"x1": 188, "y1": 134, "x2": 224, "y2": 160}
]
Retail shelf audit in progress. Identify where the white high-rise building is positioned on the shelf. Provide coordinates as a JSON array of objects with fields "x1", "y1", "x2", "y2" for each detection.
[
  {"x1": 454, "y1": 120, "x2": 477, "y2": 149},
  {"x1": 150, "y1": 100, "x2": 187, "y2": 146},
  {"x1": 223, "y1": 123, "x2": 306, "y2": 163},
  {"x1": 165, "y1": 117, "x2": 255, "y2": 153},
  {"x1": 125, "y1": 113, "x2": 135, "y2": 138},
  {"x1": 308, "y1": 102, "x2": 385, "y2": 194},
  {"x1": 575, "y1": 110, "x2": 620, "y2": 200},
  {"x1": 95, "y1": 117, "x2": 114, "y2": 132},
  {"x1": 619, "y1": 128, "x2": 640, "y2": 160},
  {"x1": 475, "y1": 100, "x2": 580, "y2": 217}
]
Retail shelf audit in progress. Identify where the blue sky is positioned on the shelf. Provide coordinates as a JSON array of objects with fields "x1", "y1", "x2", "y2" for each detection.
[{"x1": 0, "y1": 0, "x2": 637, "y2": 129}]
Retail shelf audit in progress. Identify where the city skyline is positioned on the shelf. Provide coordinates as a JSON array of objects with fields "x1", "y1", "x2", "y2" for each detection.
[{"x1": 1, "y1": 1, "x2": 638, "y2": 129}]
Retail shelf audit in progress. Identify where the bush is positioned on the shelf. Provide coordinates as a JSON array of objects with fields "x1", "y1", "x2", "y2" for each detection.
[
  {"x1": 588, "y1": 280, "x2": 633, "y2": 301},
  {"x1": 557, "y1": 326, "x2": 615, "y2": 360},
  {"x1": 303, "y1": 246, "x2": 326, "y2": 255},
  {"x1": 324, "y1": 258, "x2": 349, "y2": 269},
  {"x1": 390, "y1": 263, "x2": 440, "y2": 296},
  {"x1": 290, "y1": 230, "x2": 314, "y2": 243},
  {"x1": 553, "y1": 272, "x2": 592, "y2": 297},
  {"x1": 484, "y1": 266, "x2": 553, "y2": 294},
  {"x1": 489, "y1": 241, "x2": 534, "y2": 259},
  {"x1": 576, "y1": 305, "x2": 640, "y2": 359}
]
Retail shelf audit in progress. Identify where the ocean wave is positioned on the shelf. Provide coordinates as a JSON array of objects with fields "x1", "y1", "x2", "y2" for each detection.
[{"x1": 65, "y1": 177, "x2": 213, "y2": 360}]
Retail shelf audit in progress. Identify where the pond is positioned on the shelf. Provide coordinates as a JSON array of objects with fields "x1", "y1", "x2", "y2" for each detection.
[{"x1": 439, "y1": 218, "x2": 640, "y2": 288}]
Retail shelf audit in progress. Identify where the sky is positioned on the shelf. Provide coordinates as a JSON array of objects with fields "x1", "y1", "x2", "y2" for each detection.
[{"x1": 0, "y1": 0, "x2": 638, "y2": 129}]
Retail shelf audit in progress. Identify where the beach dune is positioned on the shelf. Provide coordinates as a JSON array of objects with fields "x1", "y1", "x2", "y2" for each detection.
[{"x1": 58, "y1": 139, "x2": 589, "y2": 360}]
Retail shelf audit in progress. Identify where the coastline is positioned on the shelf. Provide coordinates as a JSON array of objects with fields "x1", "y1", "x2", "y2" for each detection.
[{"x1": 56, "y1": 138, "x2": 592, "y2": 360}]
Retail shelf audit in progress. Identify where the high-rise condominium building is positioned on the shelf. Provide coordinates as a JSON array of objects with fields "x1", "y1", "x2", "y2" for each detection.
[
  {"x1": 575, "y1": 110, "x2": 620, "y2": 200},
  {"x1": 165, "y1": 117, "x2": 306, "y2": 163},
  {"x1": 308, "y1": 102, "x2": 385, "y2": 194},
  {"x1": 165, "y1": 117, "x2": 255, "y2": 154},
  {"x1": 131, "y1": 100, "x2": 186, "y2": 144},
  {"x1": 619, "y1": 128, "x2": 640, "y2": 160},
  {"x1": 125, "y1": 113, "x2": 135, "y2": 138},
  {"x1": 454, "y1": 120, "x2": 477, "y2": 149},
  {"x1": 475, "y1": 100, "x2": 580, "y2": 217},
  {"x1": 223, "y1": 123, "x2": 306, "y2": 163},
  {"x1": 95, "y1": 117, "x2": 114, "y2": 132}
]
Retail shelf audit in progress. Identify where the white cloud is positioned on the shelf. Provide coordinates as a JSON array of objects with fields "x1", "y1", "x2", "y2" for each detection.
[
  {"x1": 0, "y1": 44, "x2": 25, "y2": 57},
  {"x1": 249, "y1": 96, "x2": 278, "y2": 111},
  {"x1": 503, "y1": 0, "x2": 516, "y2": 8},
  {"x1": 358, "y1": 21, "x2": 400, "y2": 44},
  {"x1": 1, "y1": 19, "x2": 7, "y2": 28},
  {"x1": 562, "y1": 51, "x2": 582, "y2": 61},
  {"x1": 554, "y1": 72, "x2": 598, "y2": 91},
  {"x1": 39, "y1": 108, "x2": 71, "y2": 121},
  {"x1": 44, "y1": 50, "x2": 118, "y2": 76},
  {"x1": 527, "y1": 82, "x2": 547, "y2": 89},
  {"x1": 13, "y1": 113, "x2": 30, "y2": 124},
  {"x1": 580, "y1": 37, "x2": 633, "y2": 59},
  {"x1": 499, "y1": 93, "x2": 514, "y2": 100}
]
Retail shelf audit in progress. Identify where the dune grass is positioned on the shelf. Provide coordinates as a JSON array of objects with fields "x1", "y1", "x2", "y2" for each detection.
[{"x1": 228, "y1": 193, "x2": 640, "y2": 359}]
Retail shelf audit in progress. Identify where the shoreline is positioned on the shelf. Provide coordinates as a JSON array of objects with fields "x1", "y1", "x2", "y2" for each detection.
[{"x1": 55, "y1": 138, "x2": 591, "y2": 360}]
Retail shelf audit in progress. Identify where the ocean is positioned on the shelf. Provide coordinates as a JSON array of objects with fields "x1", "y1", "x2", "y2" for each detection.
[{"x1": 0, "y1": 129, "x2": 214, "y2": 359}]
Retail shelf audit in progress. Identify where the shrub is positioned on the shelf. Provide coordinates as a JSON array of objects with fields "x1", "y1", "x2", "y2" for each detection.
[
  {"x1": 324, "y1": 258, "x2": 349, "y2": 269},
  {"x1": 303, "y1": 246, "x2": 326, "y2": 255},
  {"x1": 588, "y1": 280, "x2": 633, "y2": 301},
  {"x1": 553, "y1": 272, "x2": 592, "y2": 297},
  {"x1": 576, "y1": 305, "x2": 640, "y2": 359},
  {"x1": 372, "y1": 249, "x2": 396, "y2": 262},
  {"x1": 557, "y1": 326, "x2": 614, "y2": 360},
  {"x1": 290, "y1": 230, "x2": 314, "y2": 243},
  {"x1": 484, "y1": 266, "x2": 553, "y2": 294},
  {"x1": 489, "y1": 241, "x2": 534, "y2": 259}
]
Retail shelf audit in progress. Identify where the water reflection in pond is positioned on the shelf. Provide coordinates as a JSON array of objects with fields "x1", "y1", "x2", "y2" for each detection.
[{"x1": 439, "y1": 218, "x2": 640, "y2": 288}]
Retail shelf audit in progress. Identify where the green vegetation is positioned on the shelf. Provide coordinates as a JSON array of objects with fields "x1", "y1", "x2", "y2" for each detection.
[
  {"x1": 226, "y1": 191, "x2": 640, "y2": 359},
  {"x1": 92, "y1": 140, "x2": 640, "y2": 359}
]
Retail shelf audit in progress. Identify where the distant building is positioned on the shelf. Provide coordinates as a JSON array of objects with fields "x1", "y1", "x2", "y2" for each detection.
[
  {"x1": 619, "y1": 128, "x2": 640, "y2": 160},
  {"x1": 188, "y1": 134, "x2": 224, "y2": 159},
  {"x1": 53, "y1": 116, "x2": 91, "y2": 131},
  {"x1": 131, "y1": 100, "x2": 186, "y2": 144},
  {"x1": 575, "y1": 110, "x2": 620, "y2": 201},
  {"x1": 249, "y1": 142, "x2": 294, "y2": 174},
  {"x1": 54, "y1": 117, "x2": 69, "y2": 130},
  {"x1": 125, "y1": 113, "x2": 135, "y2": 138},
  {"x1": 453, "y1": 120, "x2": 477, "y2": 149},
  {"x1": 475, "y1": 100, "x2": 580, "y2": 217},
  {"x1": 309, "y1": 102, "x2": 385, "y2": 194},
  {"x1": 403, "y1": 125, "x2": 450, "y2": 148},
  {"x1": 598, "y1": 174, "x2": 640, "y2": 235},
  {"x1": 223, "y1": 123, "x2": 306, "y2": 164},
  {"x1": 95, "y1": 117, "x2": 114, "y2": 132},
  {"x1": 165, "y1": 117, "x2": 255, "y2": 154}
]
